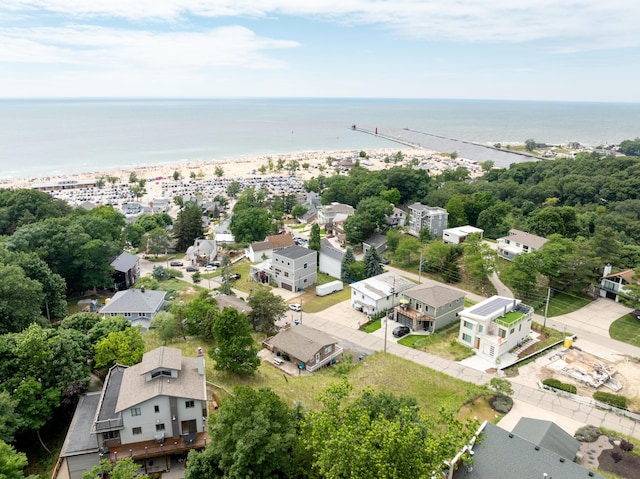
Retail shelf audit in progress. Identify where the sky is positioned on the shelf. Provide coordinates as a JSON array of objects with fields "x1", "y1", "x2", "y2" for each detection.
[{"x1": 0, "y1": 1, "x2": 638, "y2": 102}]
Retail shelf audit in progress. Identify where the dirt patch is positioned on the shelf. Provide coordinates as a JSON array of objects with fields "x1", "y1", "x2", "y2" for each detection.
[{"x1": 597, "y1": 439, "x2": 640, "y2": 479}]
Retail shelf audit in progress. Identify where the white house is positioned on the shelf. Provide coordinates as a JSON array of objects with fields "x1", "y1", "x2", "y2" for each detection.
[
  {"x1": 407, "y1": 203, "x2": 448, "y2": 238},
  {"x1": 600, "y1": 264, "x2": 637, "y2": 302},
  {"x1": 318, "y1": 238, "x2": 343, "y2": 279},
  {"x1": 246, "y1": 233, "x2": 295, "y2": 263},
  {"x1": 350, "y1": 272, "x2": 415, "y2": 317},
  {"x1": 57, "y1": 347, "x2": 208, "y2": 479},
  {"x1": 385, "y1": 207, "x2": 406, "y2": 227},
  {"x1": 317, "y1": 202, "x2": 355, "y2": 227},
  {"x1": 442, "y1": 225, "x2": 484, "y2": 244},
  {"x1": 186, "y1": 238, "x2": 217, "y2": 265},
  {"x1": 496, "y1": 229, "x2": 548, "y2": 261},
  {"x1": 99, "y1": 288, "x2": 166, "y2": 331},
  {"x1": 272, "y1": 245, "x2": 317, "y2": 291},
  {"x1": 457, "y1": 296, "x2": 534, "y2": 365}
]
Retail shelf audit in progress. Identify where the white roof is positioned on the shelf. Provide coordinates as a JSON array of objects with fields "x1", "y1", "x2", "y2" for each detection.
[{"x1": 350, "y1": 272, "x2": 415, "y2": 301}]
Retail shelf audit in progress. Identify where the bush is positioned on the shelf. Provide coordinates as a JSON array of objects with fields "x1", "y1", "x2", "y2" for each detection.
[
  {"x1": 611, "y1": 451, "x2": 623, "y2": 463},
  {"x1": 575, "y1": 425, "x2": 601, "y2": 442},
  {"x1": 542, "y1": 378, "x2": 577, "y2": 394},
  {"x1": 593, "y1": 391, "x2": 628, "y2": 410},
  {"x1": 620, "y1": 439, "x2": 635, "y2": 452},
  {"x1": 489, "y1": 394, "x2": 513, "y2": 414}
]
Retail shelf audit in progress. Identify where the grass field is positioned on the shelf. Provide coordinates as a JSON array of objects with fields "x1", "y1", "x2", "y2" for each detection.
[
  {"x1": 397, "y1": 326, "x2": 476, "y2": 361},
  {"x1": 609, "y1": 314, "x2": 640, "y2": 347},
  {"x1": 533, "y1": 292, "x2": 592, "y2": 317}
]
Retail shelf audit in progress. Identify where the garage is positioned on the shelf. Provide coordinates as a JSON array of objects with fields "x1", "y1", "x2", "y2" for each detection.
[
  {"x1": 281, "y1": 282, "x2": 293, "y2": 291},
  {"x1": 395, "y1": 312, "x2": 413, "y2": 329}
]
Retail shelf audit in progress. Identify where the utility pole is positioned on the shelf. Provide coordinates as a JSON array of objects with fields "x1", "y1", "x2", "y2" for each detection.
[
  {"x1": 418, "y1": 249, "x2": 423, "y2": 284},
  {"x1": 543, "y1": 287, "x2": 551, "y2": 328},
  {"x1": 384, "y1": 276, "x2": 395, "y2": 354}
]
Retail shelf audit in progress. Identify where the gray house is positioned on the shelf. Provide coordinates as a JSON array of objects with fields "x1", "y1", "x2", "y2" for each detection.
[
  {"x1": 272, "y1": 245, "x2": 317, "y2": 291},
  {"x1": 99, "y1": 288, "x2": 166, "y2": 330},
  {"x1": 407, "y1": 203, "x2": 448, "y2": 238},
  {"x1": 395, "y1": 282, "x2": 465, "y2": 332}
]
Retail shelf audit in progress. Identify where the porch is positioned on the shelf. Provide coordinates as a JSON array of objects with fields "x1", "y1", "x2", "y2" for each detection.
[{"x1": 107, "y1": 432, "x2": 209, "y2": 463}]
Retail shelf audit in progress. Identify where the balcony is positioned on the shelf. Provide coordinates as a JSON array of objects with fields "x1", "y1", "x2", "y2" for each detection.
[
  {"x1": 107, "y1": 432, "x2": 209, "y2": 462},
  {"x1": 306, "y1": 346, "x2": 344, "y2": 373}
]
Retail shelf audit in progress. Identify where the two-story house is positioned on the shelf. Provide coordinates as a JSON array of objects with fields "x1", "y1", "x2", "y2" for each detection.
[
  {"x1": 600, "y1": 264, "x2": 638, "y2": 302},
  {"x1": 350, "y1": 272, "x2": 415, "y2": 317},
  {"x1": 407, "y1": 203, "x2": 448, "y2": 238},
  {"x1": 246, "y1": 233, "x2": 295, "y2": 263},
  {"x1": 496, "y1": 229, "x2": 548, "y2": 261},
  {"x1": 111, "y1": 252, "x2": 140, "y2": 290},
  {"x1": 57, "y1": 347, "x2": 208, "y2": 479},
  {"x1": 316, "y1": 202, "x2": 355, "y2": 227},
  {"x1": 99, "y1": 287, "x2": 166, "y2": 331},
  {"x1": 272, "y1": 245, "x2": 317, "y2": 291},
  {"x1": 394, "y1": 281, "x2": 465, "y2": 332},
  {"x1": 457, "y1": 296, "x2": 533, "y2": 365},
  {"x1": 442, "y1": 225, "x2": 484, "y2": 245},
  {"x1": 186, "y1": 238, "x2": 217, "y2": 265},
  {"x1": 385, "y1": 206, "x2": 406, "y2": 228}
]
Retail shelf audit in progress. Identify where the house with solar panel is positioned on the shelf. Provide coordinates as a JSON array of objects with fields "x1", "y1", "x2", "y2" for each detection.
[{"x1": 457, "y1": 296, "x2": 534, "y2": 365}]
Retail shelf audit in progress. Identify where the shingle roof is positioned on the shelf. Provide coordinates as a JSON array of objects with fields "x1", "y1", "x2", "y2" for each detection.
[
  {"x1": 320, "y1": 238, "x2": 344, "y2": 261},
  {"x1": 275, "y1": 245, "x2": 315, "y2": 260},
  {"x1": 602, "y1": 268, "x2": 637, "y2": 284},
  {"x1": 110, "y1": 252, "x2": 139, "y2": 273},
  {"x1": 503, "y1": 228, "x2": 548, "y2": 249},
  {"x1": 402, "y1": 282, "x2": 465, "y2": 307},
  {"x1": 266, "y1": 325, "x2": 337, "y2": 362},
  {"x1": 138, "y1": 346, "x2": 183, "y2": 375},
  {"x1": 99, "y1": 289, "x2": 166, "y2": 315},
  {"x1": 266, "y1": 233, "x2": 295, "y2": 249},
  {"x1": 363, "y1": 232, "x2": 387, "y2": 247},
  {"x1": 217, "y1": 294, "x2": 253, "y2": 314},
  {"x1": 512, "y1": 417, "x2": 580, "y2": 461}
]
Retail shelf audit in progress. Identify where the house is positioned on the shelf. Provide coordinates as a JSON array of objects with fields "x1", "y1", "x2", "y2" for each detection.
[
  {"x1": 496, "y1": 229, "x2": 548, "y2": 261},
  {"x1": 350, "y1": 272, "x2": 415, "y2": 317},
  {"x1": 362, "y1": 232, "x2": 387, "y2": 255},
  {"x1": 264, "y1": 324, "x2": 343, "y2": 372},
  {"x1": 600, "y1": 264, "x2": 638, "y2": 302},
  {"x1": 326, "y1": 214, "x2": 349, "y2": 245},
  {"x1": 247, "y1": 233, "x2": 295, "y2": 263},
  {"x1": 57, "y1": 347, "x2": 209, "y2": 479},
  {"x1": 300, "y1": 207, "x2": 318, "y2": 225},
  {"x1": 186, "y1": 238, "x2": 217, "y2": 265},
  {"x1": 385, "y1": 207, "x2": 406, "y2": 227},
  {"x1": 99, "y1": 287, "x2": 166, "y2": 331},
  {"x1": 394, "y1": 281, "x2": 465, "y2": 333},
  {"x1": 442, "y1": 225, "x2": 484, "y2": 244},
  {"x1": 317, "y1": 202, "x2": 355, "y2": 227},
  {"x1": 407, "y1": 203, "x2": 448, "y2": 238},
  {"x1": 457, "y1": 296, "x2": 533, "y2": 365},
  {"x1": 319, "y1": 238, "x2": 343, "y2": 279},
  {"x1": 148, "y1": 198, "x2": 170, "y2": 213},
  {"x1": 110, "y1": 252, "x2": 140, "y2": 290},
  {"x1": 511, "y1": 417, "x2": 581, "y2": 462},
  {"x1": 216, "y1": 294, "x2": 252, "y2": 315},
  {"x1": 271, "y1": 245, "x2": 317, "y2": 291},
  {"x1": 447, "y1": 420, "x2": 604, "y2": 479}
]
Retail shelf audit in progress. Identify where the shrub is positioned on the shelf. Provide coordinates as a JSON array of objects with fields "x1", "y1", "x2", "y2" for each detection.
[
  {"x1": 620, "y1": 439, "x2": 635, "y2": 452},
  {"x1": 542, "y1": 378, "x2": 577, "y2": 394},
  {"x1": 575, "y1": 425, "x2": 601, "y2": 442},
  {"x1": 594, "y1": 391, "x2": 628, "y2": 410},
  {"x1": 611, "y1": 451, "x2": 623, "y2": 463},
  {"x1": 489, "y1": 394, "x2": 513, "y2": 414}
]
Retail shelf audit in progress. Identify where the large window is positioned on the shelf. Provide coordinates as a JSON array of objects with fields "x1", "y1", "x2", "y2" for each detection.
[
  {"x1": 156, "y1": 424, "x2": 165, "y2": 431},
  {"x1": 132, "y1": 427, "x2": 142, "y2": 435},
  {"x1": 131, "y1": 407, "x2": 141, "y2": 416},
  {"x1": 463, "y1": 320, "x2": 473, "y2": 330},
  {"x1": 462, "y1": 333, "x2": 472, "y2": 343},
  {"x1": 185, "y1": 400, "x2": 195, "y2": 409}
]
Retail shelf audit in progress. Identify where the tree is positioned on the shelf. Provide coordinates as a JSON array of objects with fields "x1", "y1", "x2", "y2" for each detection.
[
  {"x1": 129, "y1": 171, "x2": 138, "y2": 183},
  {"x1": 0, "y1": 263, "x2": 45, "y2": 333},
  {"x1": 343, "y1": 214, "x2": 374, "y2": 245},
  {"x1": 186, "y1": 387, "x2": 299, "y2": 479},
  {"x1": 150, "y1": 311, "x2": 182, "y2": 344},
  {"x1": 309, "y1": 224, "x2": 321, "y2": 253},
  {"x1": 83, "y1": 458, "x2": 149, "y2": 479},
  {"x1": 210, "y1": 308, "x2": 259, "y2": 376},
  {"x1": 0, "y1": 392, "x2": 20, "y2": 443},
  {"x1": 524, "y1": 138, "x2": 536, "y2": 152},
  {"x1": 619, "y1": 137, "x2": 640, "y2": 156},
  {"x1": 173, "y1": 201, "x2": 205, "y2": 251},
  {"x1": 247, "y1": 286, "x2": 288, "y2": 334},
  {"x1": 215, "y1": 166, "x2": 224, "y2": 177},
  {"x1": 93, "y1": 327, "x2": 145, "y2": 369},
  {"x1": 347, "y1": 261, "x2": 366, "y2": 282},
  {"x1": 145, "y1": 227, "x2": 171, "y2": 256},
  {"x1": 340, "y1": 247, "x2": 356, "y2": 283},
  {"x1": 445, "y1": 196, "x2": 468, "y2": 227},
  {"x1": 501, "y1": 253, "x2": 541, "y2": 299},
  {"x1": 183, "y1": 290, "x2": 218, "y2": 339},
  {"x1": 0, "y1": 439, "x2": 35, "y2": 479},
  {"x1": 226, "y1": 180, "x2": 241, "y2": 197},
  {"x1": 463, "y1": 234, "x2": 496, "y2": 290},
  {"x1": 229, "y1": 208, "x2": 272, "y2": 244},
  {"x1": 364, "y1": 247, "x2": 384, "y2": 278},
  {"x1": 291, "y1": 204, "x2": 307, "y2": 219},
  {"x1": 173, "y1": 170, "x2": 181, "y2": 181},
  {"x1": 385, "y1": 229, "x2": 401, "y2": 252},
  {"x1": 395, "y1": 236, "x2": 423, "y2": 267}
]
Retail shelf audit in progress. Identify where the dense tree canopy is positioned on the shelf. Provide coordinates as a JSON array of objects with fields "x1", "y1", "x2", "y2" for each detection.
[
  {"x1": 210, "y1": 308, "x2": 259, "y2": 376},
  {"x1": 173, "y1": 201, "x2": 205, "y2": 251},
  {"x1": 247, "y1": 286, "x2": 288, "y2": 334}
]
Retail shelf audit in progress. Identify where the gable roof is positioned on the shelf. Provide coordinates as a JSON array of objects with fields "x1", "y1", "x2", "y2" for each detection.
[
  {"x1": 320, "y1": 238, "x2": 344, "y2": 261},
  {"x1": 266, "y1": 325, "x2": 337, "y2": 362},
  {"x1": 216, "y1": 294, "x2": 253, "y2": 314},
  {"x1": 266, "y1": 233, "x2": 295, "y2": 249},
  {"x1": 110, "y1": 252, "x2": 139, "y2": 272},
  {"x1": 453, "y1": 421, "x2": 604, "y2": 479},
  {"x1": 502, "y1": 228, "x2": 548, "y2": 249},
  {"x1": 602, "y1": 268, "x2": 637, "y2": 283},
  {"x1": 115, "y1": 347, "x2": 206, "y2": 412},
  {"x1": 99, "y1": 289, "x2": 166, "y2": 315},
  {"x1": 512, "y1": 417, "x2": 580, "y2": 461},
  {"x1": 403, "y1": 282, "x2": 465, "y2": 307}
]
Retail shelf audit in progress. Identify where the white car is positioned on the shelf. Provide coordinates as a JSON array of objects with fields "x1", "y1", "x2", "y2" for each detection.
[
  {"x1": 204, "y1": 265, "x2": 217, "y2": 272},
  {"x1": 289, "y1": 303, "x2": 302, "y2": 312}
]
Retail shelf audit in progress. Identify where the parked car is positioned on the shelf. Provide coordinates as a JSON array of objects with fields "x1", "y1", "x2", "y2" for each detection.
[
  {"x1": 392, "y1": 325, "x2": 410, "y2": 338},
  {"x1": 169, "y1": 261, "x2": 183, "y2": 267},
  {"x1": 230, "y1": 273, "x2": 241, "y2": 280},
  {"x1": 289, "y1": 303, "x2": 302, "y2": 312},
  {"x1": 204, "y1": 265, "x2": 217, "y2": 272},
  {"x1": 380, "y1": 257, "x2": 391, "y2": 265},
  {"x1": 186, "y1": 265, "x2": 198, "y2": 272}
]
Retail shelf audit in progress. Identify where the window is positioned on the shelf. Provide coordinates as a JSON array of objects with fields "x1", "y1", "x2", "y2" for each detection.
[
  {"x1": 489, "y1": 346, "x2": 495, "y2": 357},
  {"x1": 510, "y1": 328, "x2": 515, "y2": 334},
  {"x1": 185, "y1": 400, "x2": 195, "y2": 409},
  {"x1": 498, "y1": 328, "x2": 506, "y2": 339},
  {"x1": 131, "y1": 407, "x2": 141, "y2": 416},
  {"x1": 132, "y1": 427, "x2": 142, "y2": 435},
  {"x1": 463, "y1": 320, "x2": 473, "y2": 330},
  {"x1": 324, "y1": 345, "x2": 333, "y2": 354},
  {"x1": 151, "y1": 370, "x2": 172, "y2": 379},
  {"x1": 284, "y1": 272, "x2": 289, "y2": 277},
  {"x1": 154, "y1": 405, "x2": 160, "y2": 413},
  {"x1": 155, "y1": 424, "x2": 165, "y2": 431},
  {"x1": 478, "y1": 325, "x2": 484, "y2": 333},
  {"x1": 303, "y1": 263, "x2": 307, "y2": 269},
  {"x1": 102, "y1": 431, "x2": 120, "y2": 440},
  {"x1": 462, "y1": 333, "x2": 471, "y2": 343}
]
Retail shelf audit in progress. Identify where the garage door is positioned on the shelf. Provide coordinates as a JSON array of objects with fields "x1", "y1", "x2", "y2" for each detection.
[
  {"x1": 396, "y1": 313, "x2": 412, "y2": 328},
  {"x1": 281, "y1": 282, "x2": 292, "y2": 291}
]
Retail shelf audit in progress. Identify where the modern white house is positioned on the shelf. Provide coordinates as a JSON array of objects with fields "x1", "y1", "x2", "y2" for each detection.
[
  {"x1": 457, "y1": 296, "x2": 534, "y2": 365},
  {"x1": 394, "y1": 281, "x2": 465, "y2": 332},
  {"x1": 317, "y1": 202, "x2": 355, "y2": 227},
  {"x1": 318, "y1": 238, "x2": 343, "y2": 279},
  {"x1": 407, "y1": 203, "x2": 448, "y2": 238},
  {"x1": 350, "y1": 272, "x2": 415, "y2": 317},
  {"x1": 600, "y1": 264, "x2": 637, "y2": 302},
  {"x1": 57, "y1": 347, "x2": 209, "y2": 479},
  {"x1": 496, "y1": 229, "x2": 548, "y2": 261},
  {"x1": 99, "y1": 288, "x2": 166, "y2": 331},
  {"x1": 442, "y1": 225, "x2": 484, "y2": 244},
  {"x1": 272, "y1": 245, "x2": 317, "y2": 291}
]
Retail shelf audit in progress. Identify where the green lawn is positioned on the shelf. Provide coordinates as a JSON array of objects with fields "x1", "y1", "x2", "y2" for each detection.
[
  {"x1": 537, "y1": 292, "x2": 592, "y2": 317},
  {"x1": 609, "y1": 314, "x2": 640, "y2": 347},
  {"x1": 362, "y1": 318, "x2": 381, "y2": 333},
  {"x1": 398, "y1": 326, "x2": 476, "y2": 362},
  {"x1": 303, "y1": 287, "x2": 351, "y2": 313}
]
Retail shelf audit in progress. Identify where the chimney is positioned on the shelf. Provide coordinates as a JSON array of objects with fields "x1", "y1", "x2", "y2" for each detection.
[
  {"x1": 197, "y1": 347, "x2": 205, "y2": 375},
  {"x1": 603, "y1": 263, "x2": 612, "y2": 276}
]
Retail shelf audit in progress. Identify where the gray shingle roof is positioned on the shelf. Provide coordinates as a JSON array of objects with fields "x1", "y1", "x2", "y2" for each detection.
[
  {"x1": 503, "y1": 228, "x2": 549, "y2": 250},
  {"x1": 402, "y1": 282, "x2": 465, "y2": 307},
  {"x1": 60, "y1": 392, "x2": 101, "y2": 457},
  {"x1": 275, "y1": 245, "x2": 315, "y2": 260},
  {"x1": 363, "y1": 232, "x2": 387, "y2": 247},
  {"x1": 512, "y1": 417, "x2": 580, "y2": 461},
  {"x1": 266, "y1": 325, "x2": 337, "y2": 362},
  {"x1": 99, "y1": 289, "x2": 166, "y2": 315},
  {"x1": 110, "y1": 252, "x2": 139, "y2": 273},
  {"x1": 320, "y1": 238, "x2": 344, "y2": 261}
]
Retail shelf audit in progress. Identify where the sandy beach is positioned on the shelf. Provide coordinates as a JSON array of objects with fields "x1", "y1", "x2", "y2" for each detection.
[{"x1": 1, "y1": 148, "x2": 483, "y2": 207}]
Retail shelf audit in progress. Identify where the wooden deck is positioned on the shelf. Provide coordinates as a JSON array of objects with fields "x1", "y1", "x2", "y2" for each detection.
[{"x1": 108, "y1": 432, "x2": 209, "y2": 462}]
